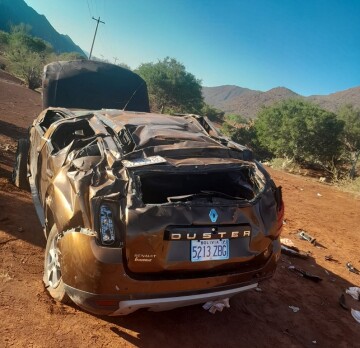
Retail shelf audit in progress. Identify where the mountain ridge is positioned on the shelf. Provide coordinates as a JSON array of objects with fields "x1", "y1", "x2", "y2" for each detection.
[
  {"x1": 0, "y1": 0, "x2": 85, "y2": 56},
  {"x1": 202, "y1": 85, "x2": 360, "y2": 118}
]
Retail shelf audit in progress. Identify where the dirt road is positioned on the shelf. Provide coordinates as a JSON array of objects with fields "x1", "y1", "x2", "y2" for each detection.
[{"x1": 0, "y1": 73, "x2": 359, "y2": 347}]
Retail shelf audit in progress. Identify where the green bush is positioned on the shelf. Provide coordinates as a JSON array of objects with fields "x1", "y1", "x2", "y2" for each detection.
[
  {"x1": 2, "y1": 25, "x2": 83, "y2": 89},
  {"x1": 136, "y1": 57, "x2": 203, "y2": 114},
  {"x1": 254, "y1": 99, "x2": 344, "y2": 180}
]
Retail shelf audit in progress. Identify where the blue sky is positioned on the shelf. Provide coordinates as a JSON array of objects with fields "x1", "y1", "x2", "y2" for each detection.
[{"x1": 25, "y1": 0, "x2": 360, "y2": 96}]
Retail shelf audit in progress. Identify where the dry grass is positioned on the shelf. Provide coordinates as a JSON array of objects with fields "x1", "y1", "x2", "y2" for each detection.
[
  {"x1": 337, "y1": 176, "x2": 360, "y2": 196},
  {"x1": 269, "y1": 158, "x2": 360, "y2": 195},
  {"x1": 269, "y1": 158, "x2": 303, "y2": 174}
]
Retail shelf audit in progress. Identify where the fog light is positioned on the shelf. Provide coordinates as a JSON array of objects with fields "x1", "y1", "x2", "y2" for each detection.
[{"x1": 99, "y1": 204, "x2": 115, "y2": 245}]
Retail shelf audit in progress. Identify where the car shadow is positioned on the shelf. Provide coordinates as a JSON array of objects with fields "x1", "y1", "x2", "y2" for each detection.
[
  {"x1": 91, "y1": 252, "x2": 360, "y2": 347},
  {"x1": 0, "y1": 183, "x2": 45, "y2": 248},
  {"x1": 0, "y1": 119, "x2": 45, "y2": 247},
  {"x1": 0, "y1": 119, "x2": 28, "y2": 139},
  {"x1": 0, "y1": 147, "x2": 16, "y2": 179},
  {"x1": 0, "y1": 120, "x2": 28, "y2": 179}
]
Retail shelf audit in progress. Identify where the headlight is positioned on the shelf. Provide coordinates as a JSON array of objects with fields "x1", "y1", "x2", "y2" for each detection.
[{"x1": 99, "y1": 204, "x2": 115, "y2": 245}]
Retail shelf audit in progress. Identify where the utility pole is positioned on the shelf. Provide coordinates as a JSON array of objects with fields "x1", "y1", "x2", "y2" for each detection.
[{"x1": 89, "y1": 16, "x2": 105, "y2": 60}]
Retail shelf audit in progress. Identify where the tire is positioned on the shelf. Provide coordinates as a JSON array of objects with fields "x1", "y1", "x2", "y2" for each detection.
[
  {"x1": 12, "y1": 138, "x2": 30, "y2": 191},
  {"x1": 43, "y1": 225, "x2": 70, "y2": 303}
]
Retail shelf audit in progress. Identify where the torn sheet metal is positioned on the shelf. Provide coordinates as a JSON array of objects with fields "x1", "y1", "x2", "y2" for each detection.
[
  {"x1": 346, "y1": 262, "x2": 360, "y2": 275},
  {"x1": 299, "y1": 230, "x2": 317, "y2": 244},
  {"x1": 288, "y1": 266, "x2": 322, "y2": 282},
  {"x1": 281, "y1": 245, "x2": 309, "y2": 259}
]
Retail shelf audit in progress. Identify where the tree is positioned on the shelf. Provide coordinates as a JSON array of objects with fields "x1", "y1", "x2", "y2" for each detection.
[
  {"x1": 0, "y1": 30, "x2": 10, "y2": 50},
  {"x1": 0, "y1": 30, "x2": 10, "y2": 69},
  {"x1": 221, "y1": 118, "x2": 271, "y2": 160},
  {"x1": 136, "y1": 57, "x2": 203, "y2": 114},
  {"x1": 55, "y1": 52, "x2": 85, "y2": 61},
  {"x1": 200, "y1": 104, "x2": 224, "y2": 122},
  {"x1": 6, "y1": 45, "x2": 43, "y2": 89},
  {"x1": 221, "y1": 113, "x2": 249, "y2": 140},
  {"x1": 9, "y1": 24, "x2": 52, "y2": 55},
  {"x1": 117, "y1": 62, "x2": 131, "y2": 70},
  {"x1": 255, "y1": 99, "x2": 344, "y2": 179},
  {"x1": 224, "y1": 114, "x2": 248, "y2": 126},
  {"x1": 338, "y1": 105, "x2": 360, "y2": 179},
  {"x1": 3, "y1": 25, "x2": 84, "y2": 89},
  {"x1": 5, "y1": 25, "x2": 51, "y2": 89}
]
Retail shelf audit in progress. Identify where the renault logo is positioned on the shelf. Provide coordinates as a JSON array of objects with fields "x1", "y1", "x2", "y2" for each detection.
[{"x1": 209, "y1": 208, "x2": 218, "y2": 223}]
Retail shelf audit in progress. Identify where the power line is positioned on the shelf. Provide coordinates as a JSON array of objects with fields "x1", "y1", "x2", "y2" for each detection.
[
  {"x1": 89, "y1": 16, "x2": 105, "y2": 60},
  {"x1": 86, "y1": 0, "x2": 92, "y2": 17},
  {"x1": 90, "y1": 0, "x2": 95, "y2": 15},
  {"x1": 93, "y1": 0, "x2": 99, "y2": 17}
]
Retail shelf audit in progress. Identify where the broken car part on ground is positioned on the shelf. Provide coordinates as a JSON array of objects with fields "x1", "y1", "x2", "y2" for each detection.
[{"x1": 12, "y1": 60, "x2": 284, "y2": 315}]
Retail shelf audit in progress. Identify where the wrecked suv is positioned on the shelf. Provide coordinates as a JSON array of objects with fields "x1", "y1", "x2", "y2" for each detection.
[{"x1": 13, "y1": 60, "x2": 284, "y2": 315}]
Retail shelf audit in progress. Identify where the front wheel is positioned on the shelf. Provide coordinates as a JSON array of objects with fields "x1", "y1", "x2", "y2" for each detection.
[{"x1": 43, "y1": 225, "x2": 70, "y2": 303}]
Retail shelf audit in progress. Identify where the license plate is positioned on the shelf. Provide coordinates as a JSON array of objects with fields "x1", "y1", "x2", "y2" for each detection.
[{"x1": 191, "y1": 239, "x2": 229, "y2": 262}]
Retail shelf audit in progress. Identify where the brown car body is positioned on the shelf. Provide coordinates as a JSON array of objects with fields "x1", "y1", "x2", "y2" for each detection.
[{"x1": 16, "y1": 61, "x2": 284, "y2": 315}]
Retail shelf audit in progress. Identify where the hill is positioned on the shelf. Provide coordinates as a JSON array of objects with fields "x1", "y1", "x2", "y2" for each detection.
[
  {"x1": 203, "y1": 85, "x2": 360, "y2": 118},
  {"x1": 0, "y1": 0, "x2": 85, "y2": 56},
  {"x1": 307, "y1": 86, "x2": 360, "y2": 113}
]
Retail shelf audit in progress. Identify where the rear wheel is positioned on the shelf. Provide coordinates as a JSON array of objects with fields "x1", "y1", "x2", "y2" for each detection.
[
  {"x1": 12, "y1": 138, "x2": 30, "y2": 191},
  {"x1": 43, "y1": 225, "x2": 70, "y2": 303}
]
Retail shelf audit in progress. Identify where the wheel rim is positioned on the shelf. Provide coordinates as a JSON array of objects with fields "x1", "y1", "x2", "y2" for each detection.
[{"x1": 46, "y1": 236, "x2": 61, "y2": 288}]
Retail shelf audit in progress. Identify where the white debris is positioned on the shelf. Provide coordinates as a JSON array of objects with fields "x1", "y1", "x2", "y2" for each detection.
[
  {"x1": 346, "y1": 287, "x2": 360, "y2": 300},
  {"x1": 289, "y1": 306, "x2": 300, "y2": 313},
  {"x1": 255, "y1": 287, "x2": 262, "y2": 292},
  {"x1": 203, "y1": 298, "x2": 230, "y2": 314},
  {"x1": 280, "y1": 238, "x2": 295, "y2": 247},
  {"x1": 312, "y1": 340, "x2": 317, "y2": 344},
  {"x1": 317, "y1": 193, "x2": 322, "y2": 197},
  {"x1": 351, "y1": 309, "x2": 360, "y2": 324}
]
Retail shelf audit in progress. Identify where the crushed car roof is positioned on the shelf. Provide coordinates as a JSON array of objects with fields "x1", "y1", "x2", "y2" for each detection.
[
  {"x1": 94, "y1": 110, "x2": 221, "y2": 149},
  {"x1": 46, "y1": 108, "x2": 252, "y2": 161}
]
